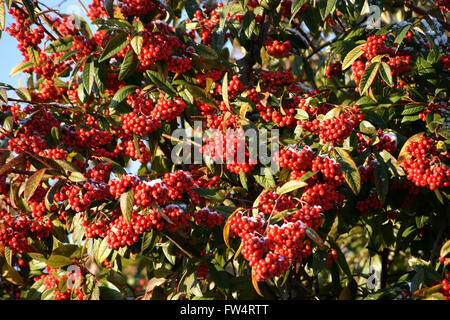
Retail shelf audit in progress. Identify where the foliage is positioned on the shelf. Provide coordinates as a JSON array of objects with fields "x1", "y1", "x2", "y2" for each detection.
[{"x1": 0, "y1": 0, "x2": 449, "y2": 300}]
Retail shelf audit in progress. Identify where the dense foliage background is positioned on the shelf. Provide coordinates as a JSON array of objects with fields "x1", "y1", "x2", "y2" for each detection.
[{"x1": 0, "y1": 0, "x2": 449, "y2": 300}]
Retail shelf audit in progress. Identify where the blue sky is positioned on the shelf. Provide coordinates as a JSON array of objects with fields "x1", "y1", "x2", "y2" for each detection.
[{"x1": 0, "y1": 0, "x2": 90, "y2": 87}]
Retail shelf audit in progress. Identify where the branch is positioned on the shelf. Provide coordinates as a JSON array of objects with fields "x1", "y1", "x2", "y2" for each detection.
[
  {"x1": 402, "y1": 1, "x2": 450, "y2": 31},
  {"x1": 161, "y1": 230, "x2": 201, "y2": 259}
]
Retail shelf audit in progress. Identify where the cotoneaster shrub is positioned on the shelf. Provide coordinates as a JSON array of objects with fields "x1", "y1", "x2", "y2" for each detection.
[{"x1": 0, "y1": 0, "x2": 449, "y2": 300}]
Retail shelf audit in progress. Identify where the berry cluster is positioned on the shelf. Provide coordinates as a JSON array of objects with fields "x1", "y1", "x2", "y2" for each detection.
[
  {"x1": 193, "y1": 208, "x2": 224, "y2": 228},
  {"x1": 34, "y1": 265, "x2": 87, "y2": 300},
  {"x1": 357, "y1": 130, "x2": 397, "y2": 154},
  {"x1": 356, "y1": 195, "x2": 382, "y2": 215},
  {"x1": 258, "y1": 192, "x2": 295, "y2": 215},
  {"x1": 326, "y1": 61, "x2": 343, "y2": 78},
  {"x1": 300, "y1": 105, "x2": 363, "y2": 145},
  {"x1": 401, "y1": 137, "x2": 450, "y2": 190},
  {"x1": 264, "y1": 38, "x2": 292, "y2": 58}
]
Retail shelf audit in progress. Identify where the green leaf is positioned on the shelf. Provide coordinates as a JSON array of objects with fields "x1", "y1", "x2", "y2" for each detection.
[
  {"x1": 96, "y1": 237, "x2": 112, "y2": 264},
  {"x1": 24, "y1": 168, "x2": 47, "y2": 201},
  {"x1": 321, "y1": 0, "x2": 337, "y2": 20},
  {"x1": 104, "y1": 0, "x2": 114, "y2": 17},
  {"x1": 379, "y1": 62, "x2": 393, "y2": 87},
  {"x1": 239, "y1": 172, "x2": 248, "y2": 190},
  {"x1": 146, "y1": 70, "x2": 176, "y2": 96},
  {"x1": 54, "y1": 159, "x2": 80, "y2": 173},
  {"x1": 1, "y1": 263, "x2": 25, "y2": 285},
  {"x1": 276, "y1": 180, "x2": 308, "y2": 196},
  {"x1": 118, "y1": 49, "x2": 138, "y2": 81},
  {"x1": 222, "y1": 72, "x2": 230, "y2": 109},
  {"x1": 99, "y1": 32, "x2": 129, "y2": 62},
  {"x1": 193, "y1": 188, "x2": 224, "y2": 201},
  {"x1": 27, "y1": 47, "x2": 40, "y2": 67},
  {"x1": 291, "y1": 0, "x2": 309, "y2": 22},
  {"x1": 44, "y1": 37, "x2": 74, "y2": 53},
  {"x1": 393, "y1": 24, "x2": 412, "y2": 52},
  {"x1": 441, "y1": 240, "x2": 450, "y2": 258},
  {"x1": 110, "y1": 85, "x2": 138, "y2": 108},
  {"x1": 45, "y1": 255, "x2": 73, "y2": 268},
  {"x1": 2, "y1": 115, "x2": 13, "y2": 132},
  {"x1": 185, "y1": 84, "x2": 217, "y2": 108},
  {"x1": 82, "y1": 58, "x2": 95, "y2": 95},
  {"x1": 342, "y1": 45, "x2": 363, "y2": 70},
  {"x1": 0, "y1": 154, "x2": 25, "y2": 176},
  {"x1": 22, "y1": 0, "x2": 35, "y2": 21},
  {"x1": 359, "y1": 62, "x2": 380, "y2": 95},
  {"x1": 4, "y1": 246, "x2": 12, "y2": 266},
  {"x1": 99, "y1": 281, "x2": 123, "y2": 300},
  {"x1": 0, "y1": 0, "x2": 5, "y2": 31},
  {"x1": 120, "y1": 189, "x2": 134, "y2": 222},
  {"x1": 254, "y1": 168, "x2": 276, "y2": 189},
  {"x1": 374, "y1": 153, "x2": 389, "y2": 205},
  {"x1": 45, "y1": 179, "x2": 65, "y2": 210},
  {"x1": 333, "y1": 147, "x2": 361, "y2": 195},
  {"x1": 162, "y1": 245, "x2": 176, "y2": 265},
  {"x1": 194, "y1": 44, "x2": 218, "y2": 60},
  {"x1": 0, "y1": 88, "x2": 7, "y2": 103},
  {"x1": 401, "y1": 105, "x2": 426, "y2": 116},
  {"x1": 68, "y1": 172, "x2": 86, "y2": 182},
  {"x1": 131, "y1": 19, "x2": 144, "y2": 55}
]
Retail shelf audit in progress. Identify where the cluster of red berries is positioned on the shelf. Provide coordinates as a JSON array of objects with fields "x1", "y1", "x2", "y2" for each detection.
[
  {"x1": 301, "y1": 183, "x2": 345, "y2": 211},
  {"x1": 5, "y1": 9, "x2": 45, "y2": 56},
  {"x1": 326, "y1": 61, "x2": 343, "y2": 78},
  {"x1": 87, "y1": 0, "x2": 108, "y2": 20},
  {"x1": 275, "y1": 146, "x2": 314, "y2": 172},
  {"x1": 193, "y1": 4, "x2": 223, "y2": 45},
  {"x1": 267, "y1": 222, "x2": 310, "y2": 262},
  {"x1": 168, "y1": 55, "x2": 192, "y2": 74},
  {"x1": 133, "y1": 179, "x2": 168, "y2": 207},
  {"x1": 196, "y1": 262, "x2": 209, "y2": 280},
  {"x1": 401, "y1": 137, "x2": 450, "y2": 190},
  {"x1": 152, "y1": 97, "x2": 186, "y2": 122},
  {"x1": 118, "y1": 0, "x2": 157, "y2": 18},
  {"x1": 436, "y1": 0, "x2": 450, "y2": 12},
  {"x1": 109, "y1": 174, "x2": 140, "y2": 198},
  {"x1": 361, "y1": 35, "x2": 394, "y2": 60},
  {"x1": 440, "y1": 273, "x2": 450, "y2": 300},
  {"x1": 228, "y1": 212, "x2": 266, "y2": 238},
  {"x1": 258, "y1": 192, "x2": 295, "y2": 215},
  {"x1": 301, "y1": 106, "x2": 363, "y2": 145},
  {"x1": 119, "y1": 112, "x2": 161, "y2": 137},
  {"x1": 200, "y1": 129, "x2": 256, "y2": 174},
  {"x1": 251, "y1": 252, "x2": 289, "y2": 282},
  {"x1": 356, "y1": 194, "x2": 382, "y2": 215},
  {"x1": 359, "y1": 162, "x2": 375, "y2": 183},
  {"x1": 8, "y1": 133, "x2": 47, "y2": 154},
  {"x1": 287, "y1": 205, "x2": 323, "y2": 230},
  {"x1": 114, "y1": 137, "x2": 152, "y2": 164},
  {"x1": 84, "y1": 162, "x2": 111, "y2": 182},
  {"x1": 260, "y1": 70, "x2": 297, "y2": 93},
  {"x1": 387, "y1": 55, "x2": 411, "y2": 76},
  {"x1": 311, "y1": 155, "x2": 344, "y2": 187},
  {"x1": 193, "y1": 208, "x2": 224, "y2": 228},
  {"x1": 280, "y1": 0, "x2": 309, "y2": 19},
  {"x1": 264, "y1": 38, "x2": 292, "y2": 58},
  {"x1": 258, "y1": 98, "x2": 298, "y2": 128},
  {"x1": 357, "y1": 130, "x2": 397, "y2": 154},
  {"x1": 34, "y1": 265, "x2": 86, "y2": 300},
  {"x1": 352, "y1": 35, "x2": 411, "y2": 87},
  {"x1": 418, "y1": 103, "x2": 446, "y2": 122}
]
